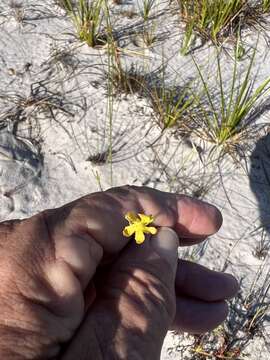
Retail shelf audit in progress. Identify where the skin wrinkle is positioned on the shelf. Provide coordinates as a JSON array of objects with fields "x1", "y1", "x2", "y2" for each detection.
[
  {"x1": 117, "y1": 327, "x2": 151, "y2": 359},
  {"x1": 94, "y1": 274, "x2": 166, "y2": 336},
  {"x1": 0, "y1": 320, "x2": 60, "y2": 358},
  {"x1": 92, "y1": 322, "x2": 105, "y2": 360},
  {"x1": 76, "y1": 195, "x2": 126, "y2": 254},
  {"x1": 44, "y1": 210, "x2": 88, "y2": 287},
  {"x1": 42, "y1": 211, "x2": 57, "y2": 264},
  {"x1": 19, "y1": 215, "x2": 53, "y2": 270},
  {"x1": 62, "y1": 316, "x2": 104, "y2": 360},
  {"x1": 44, "y1": 260, "x2": 80, "y2": 313},
  {"x1": 97, "y1": 284, "x2": 149, "y2": 325},
  {"x1": 49, "y1": 210, "x2": 104, "y2": 290},
  {"x1": 0, "y1": 286, "x2": 73, "y2": 342},
  {"x1": 113, "y1": 320, "x2": 163, "y2": 360},
  {"x1": 118, "y1": 290, "x2": 149, "y2": 332},
  {"x1": 134, "y1": 190, "x2": 177, "y2": 229},
  {"x1": 106, "y1": 262, "x2": 173, "y2": 308},
  {"x1": 56, "y1": 243, "x2": 88, "y2": 290},
  {"x1": 182, "y1": 199, "x2": 197, "y2": 235},
  {"x1": 9, "y1": 258, "x2": 50, "y2": 305},
  {"x1": 98, "y1": 266, "x2": 174, "y2": 332},
  {"x1": 78, "y1": 302, "x2": 121, "y2": 360},
  {"x1": 127, "y1": 268, "x2": 174, "y2": 318},
  {"x1": 177, "y1": 197, "x2": 203, "y2": 238},
  {"x1": 10, "y1": 219, "x2": 70, "y2": 320},
  {"x1": 0, "y1": 215, "x2": 79, "y2": 357},
  {"x1": 0, "y1": 217, "x2": 56, "y2": 323},
  {"x1": 0, "y1": 258, "x2": 58, "y2": 341}
]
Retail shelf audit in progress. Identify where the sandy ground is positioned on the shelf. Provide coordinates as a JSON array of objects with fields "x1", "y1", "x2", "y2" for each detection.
[{"x1": 0, "y1": 1, "x2": 270, "y2": 359}]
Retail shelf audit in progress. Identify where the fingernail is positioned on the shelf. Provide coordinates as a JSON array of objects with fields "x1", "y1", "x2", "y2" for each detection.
[{"x1": 150, "y1": 227, "x2": 179, "y2": 273}]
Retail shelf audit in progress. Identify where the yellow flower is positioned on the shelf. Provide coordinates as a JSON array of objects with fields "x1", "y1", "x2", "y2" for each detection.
[{"x1": 123, "y1": 212, "x2": 157, "y2": 244}]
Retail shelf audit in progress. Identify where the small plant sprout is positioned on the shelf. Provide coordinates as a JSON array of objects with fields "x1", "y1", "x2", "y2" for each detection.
[
  {"x1": 61, "y1": 0, "x2": 105, "y2": 47},
  {"x1": 191, "y1": 46, "x2": 270, "y2": 151},
  {"x1": 141, "y1": 22, "x2": 157, "y2": 47},
  {"x1": 123, "y1": 212, "x2": 157, "y2": 244},
  {"x1": 138, "y1": 0, "x2": 156, "y2": 22},
  {"x1": 253, "y1": 227, "x2": 270, "y2": 260},
  {"x1": 149, "y1": 82, "x2": 194, "y2": 130},
  {"x1": 107, "y1": 40, "x2": 148, "y2": 95}
]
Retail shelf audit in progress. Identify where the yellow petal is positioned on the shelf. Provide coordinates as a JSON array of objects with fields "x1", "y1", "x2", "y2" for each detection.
[
  {"x1": 125, "y1": 212, "x2": 139, "y2": 224},
  {"x1": 123, "y1": 225, "x2": 136, "y2": 237},
  {"x1": 135, "y1": 230, "x2": 145, "y2": 244},
  {"x1": 144, "y1": 226, "x2": 157, "y2": 235},
  {"x1": 138, "y1": 213, "x2": 154, "y2": 225}
]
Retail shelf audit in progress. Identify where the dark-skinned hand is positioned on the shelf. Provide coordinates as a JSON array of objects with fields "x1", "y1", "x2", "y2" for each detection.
[{"x1": 0, "y1": 186, "x2": 238, "y2": 359}]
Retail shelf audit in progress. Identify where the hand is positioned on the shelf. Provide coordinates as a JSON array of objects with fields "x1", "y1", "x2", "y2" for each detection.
[{"x1": 0, "y1": 186, "x2": 238, "y2": 359}]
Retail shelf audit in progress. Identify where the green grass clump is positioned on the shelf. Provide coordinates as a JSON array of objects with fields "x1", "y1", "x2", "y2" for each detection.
[
  {"x1": 138, "y1": 0, "x2": 156, "y2": 21},
  {"x1": 60, "y1": 0, "x2": 105, "y2": 47},
  {"x1": 178, "y1": 0, "x2": 247, "y2": 54},
  {"x1": 105, "y1": 40, "x2": 147, "y2": 95},
  {"x1": 109, "y1": 62, "x2": 147, "y2": 95},
  {"x1": 192, "y1": 47, "x2": 270, "y2": 148},
  {"x1": 149, "y1": 83, "x2": 194, "y2": 130},
  {"x1": 140, "y1": 23, "x2": 157, "y2": 47}
]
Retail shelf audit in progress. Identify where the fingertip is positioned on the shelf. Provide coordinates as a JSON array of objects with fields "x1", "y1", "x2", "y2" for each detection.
[
  {"x1": 198, "y1": 300, "x2": 229, "y2": 333},
  {"x1": 177, "y1": 196, "x2": 223, "y2": 238},
  {"x1": 176, "y1": 261, "x2": 239, "y2": 302},
  {"x1": 208, "y1": 204, "x2": 223, "y2": 234},
  {"x1": 172, "y1": 298, "x2": 229, "y2": 334},
  {"x1": 223, "y1": 273, "x2": 240, "y2": 299}
]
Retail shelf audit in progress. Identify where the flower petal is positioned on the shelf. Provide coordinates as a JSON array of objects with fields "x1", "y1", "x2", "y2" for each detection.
[
  {"x1": 144, "y1": 226, "x2": 157, "y2": 235},
  {"x1": 138, "y1": 213, "x2": 154, "y2": 225},
  {"x1": 135, "y1": 230, "x2": 145, "y2": 244},
  {"x1": 123, "y1": 225, "x2": 136, "y2": 237},
  {"x1": 125, "y1": 212, "x2": 139, "y2": 224}
]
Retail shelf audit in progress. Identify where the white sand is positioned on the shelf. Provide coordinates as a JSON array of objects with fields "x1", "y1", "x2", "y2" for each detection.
[{"x1": 0, "y1": 0, "x2": 270, "y2": 358}]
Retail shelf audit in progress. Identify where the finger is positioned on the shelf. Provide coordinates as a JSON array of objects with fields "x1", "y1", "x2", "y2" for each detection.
[
  {"x1": 62, "y1": 227, "x2": 180, "y2": 360},
  {"x1": 175, "y1": 260, "x2": 239, "y2": 301},
  {"x1": 49, "y1": 185, "x2": 222, "y2": 257},
  {"x1": 119, "y1": 226, "x2": 180, "y2": 288},
  {"x1": 110, "y1": 186, "x2": 223, "y2": 243},
  {"x1": 43, "y1": 186, "x2": 222, "y2": 302},
  {"x1": 92, "y1": 227, "x2": 180, "y2": 308},
  {"x1": 173, "y1": 195, "x2": 222, "y2": 241},
  {"x1": 42, "y1": 185, "x2": 222, "y2": 294},
  {"x1": 57, "y1": 230, "x2": 104, "y2": 289},
  {"x1": 171, "y1": 296, "x2": 228, "y2": 334}
]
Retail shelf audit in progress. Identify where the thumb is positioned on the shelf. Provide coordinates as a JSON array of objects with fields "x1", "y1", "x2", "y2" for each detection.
[
  {"x1": 150, "y1": 227, "x2": 179, "y2": 276},
  {"x1": 113, "y1": 226, "x2": 180, "y2": 325},
  {"x1": 115, "y1": 226, "x2": 179, "y2": 292},
  {"x1": 62, "y1": 227, "x2": 179, "y2": 360}
]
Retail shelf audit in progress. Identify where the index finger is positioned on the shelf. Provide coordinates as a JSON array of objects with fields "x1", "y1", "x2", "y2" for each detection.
[
  {"x1": 49, "y1": 185, "x2": 222, "y2": 253},
  {"x1": 128, "y1": 186, "x2": 222, "y2": 245}
]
